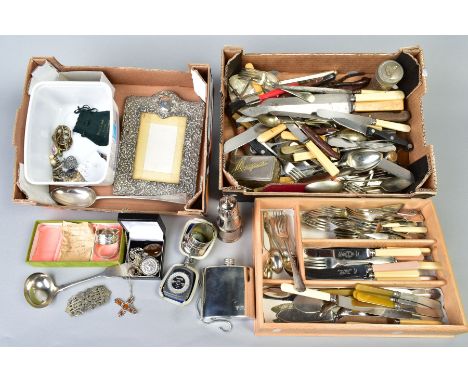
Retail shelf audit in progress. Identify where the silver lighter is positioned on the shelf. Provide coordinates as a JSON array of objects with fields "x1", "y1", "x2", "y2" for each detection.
[
  {"x1": 216, "y1": 195, "x2": 243, "y2": 243},
  {"x1": 200, "y1": 258, "x2": 254, "y2": 332}
]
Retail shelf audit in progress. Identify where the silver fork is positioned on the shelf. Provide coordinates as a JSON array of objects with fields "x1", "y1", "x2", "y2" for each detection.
[
  {"x1": 305, "y1": 256, "x2": 396, "y2": 269},
  {"x1": 273, "y1": 211, "x2": 306, "y2": 292},
  {"x1": 260, "y1": 142, "x2": 305, "y2": 182}
]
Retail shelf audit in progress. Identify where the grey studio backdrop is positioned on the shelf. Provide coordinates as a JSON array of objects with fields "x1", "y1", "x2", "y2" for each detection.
[{"x1": 0, "y1": 36, "x2": 467, "y2": 346}]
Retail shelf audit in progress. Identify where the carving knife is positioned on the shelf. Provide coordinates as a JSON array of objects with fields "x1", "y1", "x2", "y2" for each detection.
[
  {"x1": 316, "y1": 109, "x2": 413, "y2": 151},
  {"x1": 240, "y1": 92, "x2": 405, "y2": 118},
  {"x1": 223, "y1": 123, "x2": 269, "y2": 154},
  {"x1": 304, "y1": 247, "x2": 428, "y2": 260},
  {"x1": 315, "y1": 108, "x2": 411, "y2": 132},
  {"x1": 355, "y1": 284, "x2": 442, "y2": 310},
  {"x1": 286, "y1": 122, "x2": 340, "y2": 176},
  {"x1": 280, "y1": 284, "x2": 416, "y2": 320}
]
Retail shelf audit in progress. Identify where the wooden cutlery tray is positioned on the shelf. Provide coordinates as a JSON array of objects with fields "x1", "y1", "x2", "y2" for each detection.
[{"x1": 253, "y1": 197, "x2": 468, "y2": 336}]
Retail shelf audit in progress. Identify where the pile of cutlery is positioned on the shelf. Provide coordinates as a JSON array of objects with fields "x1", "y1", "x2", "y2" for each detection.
[
  {"x1": 301, "y1": 204, "x2": 427, "y2": 239},
  {"x1": 263, "y1": 284, "x2": 445, "y2": 324},
  {"x1": 225, "y1": 64, "x2": 417, "y2": 193}
]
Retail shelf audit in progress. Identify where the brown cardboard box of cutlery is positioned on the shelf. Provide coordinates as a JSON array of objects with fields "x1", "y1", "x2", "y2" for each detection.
[
  {"x1": 219, "y1": 46, "x2": 436, "y2": 199},
  {"x1": 13, "y1": 57, "x2": 212, "y2": 216},
  {"x1": 252, "y1": 197, "x2": 468, "y2": 337}
]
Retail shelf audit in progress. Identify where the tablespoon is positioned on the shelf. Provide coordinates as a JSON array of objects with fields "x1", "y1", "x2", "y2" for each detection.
[
  {"x1": 51, "y1": 187, "x2": 186, "y2": 207},
  {"x1": 24, "y1": 264, "x2": 129, "y2": 308}
]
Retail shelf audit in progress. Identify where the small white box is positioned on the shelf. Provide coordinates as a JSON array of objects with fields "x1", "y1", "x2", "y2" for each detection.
[{"x1": 24, "y1": 81, "x2": 119, "y2": 186}]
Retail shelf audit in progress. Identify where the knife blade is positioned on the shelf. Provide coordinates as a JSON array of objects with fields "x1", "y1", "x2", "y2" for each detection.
[
  {"x1": 316, "y1": 109, "x2": 411, "y2": 133},
  {"x1": 280, "y1": 284, "x2": 415, "y2": 320},
  {"x1": 286, "y1": 123, "x2": 340, "y2": 176},
  {"x1": 353, "y1": 291, "x2": 443, "y2": 318},
  {"x1": 223, "y1": 123, "x2": 269, "y2": 154},
  {"x1": 355, "y1": 284, "x2": 442, "y2": 310},
  {"x1": 304, "y1": 247, "x2": 427, "y2": 260},
  {"x1": 305, "y1": 264, "x2": 425, "y2": 280},
  {"x1": 316, "y1": 111, "x2": 413, "y2": 151}
]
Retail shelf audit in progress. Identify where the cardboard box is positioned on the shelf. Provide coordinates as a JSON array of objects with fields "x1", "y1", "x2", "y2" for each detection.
[
  {"x1": 26, "y1": 220, "x2": 126, "y2": 267},
  {"x1": 13, "y1": 57, "x2": 212, "y2": 216},
  {"x1": 252, "y1": 197, "x2": 468, "y2": 337},
  {"x1": 220, "y1": 46, "x2": 437, "y2": 199}
]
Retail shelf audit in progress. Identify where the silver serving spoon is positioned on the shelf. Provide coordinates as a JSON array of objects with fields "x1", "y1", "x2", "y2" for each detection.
[
  {"x1": 257, "y1": 114, "x2": 282, "y2": 128},
  {"x1": 24, "y1": 265, "x2": 129, "y2": 308},
  {"x1": 51, "y1": 187, "x2": 185, "y2": 207}
]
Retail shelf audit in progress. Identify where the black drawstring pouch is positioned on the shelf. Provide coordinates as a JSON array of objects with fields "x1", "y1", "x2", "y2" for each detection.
[{"x1": 73, "y1": 105, "x2": 110, "y2": 146}]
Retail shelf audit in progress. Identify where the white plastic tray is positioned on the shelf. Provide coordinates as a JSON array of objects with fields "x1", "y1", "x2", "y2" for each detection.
[{"x1": 24, "y1": 81, "x2": 118, "y2": 186}]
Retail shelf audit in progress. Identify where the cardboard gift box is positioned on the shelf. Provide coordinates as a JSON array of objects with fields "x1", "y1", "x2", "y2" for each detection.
[
  {"x1": 251, "y1": 197, "x2": 468, "y2": 337},
  {"x1": 13, "y1": 57, "x2": 213, "y2": 216},
  {"x1": 26, "y1": 220, "x2": 126, "y2": 267},
  {"x1": 220, "y1": 46, "x2": 436, "y2": 199}
]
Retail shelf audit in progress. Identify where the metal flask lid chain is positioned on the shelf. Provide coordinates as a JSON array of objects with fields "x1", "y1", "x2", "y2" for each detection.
[{"x1": 217, "y1": 195, "x2": 243, "y2": 243}]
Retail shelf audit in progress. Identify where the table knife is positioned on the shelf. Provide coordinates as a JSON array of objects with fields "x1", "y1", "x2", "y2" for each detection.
[
  {"x1": 355, "y1": 284, "x2": 442, "y2": 310},
  {"x1": 286, "y1": 122, "x2": 339, "y2": 176},
  {"x1": 353, "y1": 291, "x2": 443, "y2": 318},
  {"x1": 304, "y1": 247, "x2": 428, "y2": 260},
  {"x1": 280, "y1": 284, "x2": 415, "y2": 320},
  {"x1": 223, "y1": 123, "x2": 269, "y2": 154},
  {"x1": 316, "y1": 110, "x2": 413, "y2": 151},
  {"x1": 304, "y1": 264, "x2": 436, "y2": 280}
]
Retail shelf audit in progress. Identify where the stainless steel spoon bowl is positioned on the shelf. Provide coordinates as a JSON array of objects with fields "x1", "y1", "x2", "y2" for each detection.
[
  {"x1": 380, "y1": 177, "x2": 413, "y2": 192},
  {"x1": 305, "y1": 180, "x2": 344, "y2": 193},
  {"x1": 257, "y1": 114, "x2": 282, "y2": 128},
  {"x1": 346, "y1": 149, "x2": 382, "y2": 171}
]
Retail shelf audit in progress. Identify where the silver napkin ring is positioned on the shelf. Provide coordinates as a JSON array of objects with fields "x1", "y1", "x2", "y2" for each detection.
[{"x1": 95, "y1": 228, "x2": 120, "y2": 245}]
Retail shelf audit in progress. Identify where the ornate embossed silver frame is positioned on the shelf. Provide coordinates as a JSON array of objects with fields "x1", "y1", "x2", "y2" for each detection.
[{"x1": 113, "y1": 91, "x2": 205, "y2": 201}]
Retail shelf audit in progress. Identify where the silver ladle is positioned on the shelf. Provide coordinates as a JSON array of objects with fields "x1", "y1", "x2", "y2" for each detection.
[{"x1": 24, "y1": 264, "x2": 129, "y2": 308}]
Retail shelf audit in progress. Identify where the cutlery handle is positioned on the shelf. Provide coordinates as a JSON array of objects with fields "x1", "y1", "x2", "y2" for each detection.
[
  {"x1": 392, "y1": 226, "x2": 428, "y2": 233},
  {"x1": 281, "y1": 131, "x2": 298, "y2": 141},
  {"x1": 293, "y1": 151, "x2": 315, "y2": 161},
  {"x1": 354, "y1": 99, "x2": 404, "y2": 112},
  {"x1": 374, "y1": 248, "x2": 423, "y2": 257},
  {"x1": 353, "y1": 291, "x2": 396, "y2": 308},
  {"x1": 355, "y1": 284, "x2": 394, "y2": 297},
  {"x1": 280, "y1": 283, "x2": 331, "y2": 301},
  {"x1": 304, "y1": 140, "x2": 340, "y2": 177},
  {"x1": 261, "y1": 183, "x2": 307, "y2": 192},
  {"x1": 354, "y1": 111, "x2": 411, "y2": 122},
  {"x1": 302, "y1": 126, "x2": 341, "y2": 159},
  {"x1": 354, "y1": 91, "x2": 405, "y2": 102},
  {"x1": 417, "y1": 261, "x2": 442, "y2": 270},
  {"x1": 373, "y1": 262, "x2": 420, "y2": 272},
  {"x1": 257, "y1": 124, "x2": 287, "y2": 143},
  {"x1": 374, "y1": 119, "x2": 411, "y2": 133},
  {"x1": 340, "y1": 316, "x2": 395, "y2": 324},
  {"x1": 374, "y1": 270, "x2": 421, "y2": 279}
]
